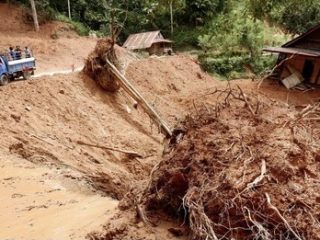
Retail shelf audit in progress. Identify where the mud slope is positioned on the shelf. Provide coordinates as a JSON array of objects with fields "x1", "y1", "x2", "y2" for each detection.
[
  {"x1": 0, "y1": 54, "x2": 217, "y2": 191},
  {"x1": 125, "y1": 55, "x2": 221, "y2": 123},
  {"x1": 0, "y1": 53, "x2": 219, "y2": 239},
  {"x1": 233, "y1": 78, "x2": 320, "y2": 105},
  {"x1": 0, "y1": 73, "x2": 159, "y2": 197}
]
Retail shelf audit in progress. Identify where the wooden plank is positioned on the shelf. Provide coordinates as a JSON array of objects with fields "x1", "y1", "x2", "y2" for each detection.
[
  {"x1": 286, "y1": 64, "x2": 304, "y2": 82},
  {"x1": 282, "y1": 73, "x2": 302, "y2": 89}
]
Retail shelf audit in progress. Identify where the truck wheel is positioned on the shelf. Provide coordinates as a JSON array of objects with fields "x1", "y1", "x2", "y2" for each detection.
[
  {"x1": 23, "y1": 71, "x2": 32, "y2": 80},
  {"x1": 0, "y1": 74, "x2": 9, "y2": 86}
]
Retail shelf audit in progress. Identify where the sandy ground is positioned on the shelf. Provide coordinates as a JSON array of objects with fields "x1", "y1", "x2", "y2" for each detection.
[{"x1": 0, "y1": 153, "x2": 117, "y2": 240}]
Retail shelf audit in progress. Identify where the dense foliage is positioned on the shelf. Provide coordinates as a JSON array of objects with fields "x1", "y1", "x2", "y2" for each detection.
[
  {"x1": 247, "y1": 0, "x2": 320, "y2": 34},
  {"x1": 14, "y1": 0, "x2": 320, "y2": 78}
]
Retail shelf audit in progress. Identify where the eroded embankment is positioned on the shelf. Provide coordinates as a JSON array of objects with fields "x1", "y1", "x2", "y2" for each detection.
[{"x1": 0, "y1": 53, "x2": 218, "y2": 200}]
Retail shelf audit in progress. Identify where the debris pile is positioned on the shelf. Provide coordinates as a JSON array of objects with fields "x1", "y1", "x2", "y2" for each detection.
[
  {"x1": 141, "y1": 87, "x2": 320, "y2": 239},
  {"x1": 84, "y1": 38, "x2": 120, "y2": 92}
]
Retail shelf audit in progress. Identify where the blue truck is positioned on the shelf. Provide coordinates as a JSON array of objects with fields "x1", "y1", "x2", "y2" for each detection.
[{"x1": 0, "y1": 55, "x2": 36, "y2": 86}]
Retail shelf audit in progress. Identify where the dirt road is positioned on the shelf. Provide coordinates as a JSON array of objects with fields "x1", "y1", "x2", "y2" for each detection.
[{"x1": 0, "y1": 153, "x2": 117, "y2": 240}]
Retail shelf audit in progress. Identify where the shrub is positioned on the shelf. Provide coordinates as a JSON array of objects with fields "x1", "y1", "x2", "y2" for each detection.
[
  {"x1": 198, "y1": 5, "x2": 282, "y2": 78},
  {"x1": 199, "y1": 54, "x2": 249, "y2": 76}
]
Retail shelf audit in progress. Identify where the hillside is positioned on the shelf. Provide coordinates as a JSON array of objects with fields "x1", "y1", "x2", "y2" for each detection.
[{"x1": 0, "y1": 3, "x2": 96, "y2": 74}]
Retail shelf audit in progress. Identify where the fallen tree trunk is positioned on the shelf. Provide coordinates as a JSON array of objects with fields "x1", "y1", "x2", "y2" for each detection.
[
  {"x1": 76, "y1": 140, "x2": 143, "y2": 159},
  {"x1": 84, "y1": 39, "x2": 172, "y2": 138},
  {"x1": 105, "y1": 59, "x2": 172, "y2": 137}
]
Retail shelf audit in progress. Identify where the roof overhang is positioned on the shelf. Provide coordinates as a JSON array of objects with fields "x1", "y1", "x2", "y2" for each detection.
[
  {"x1": 152, "y1": 39, "x2": 173, "y2": 44},
  {"x1": 263, "y1": 47, "x2": 320, "y2": 57}
]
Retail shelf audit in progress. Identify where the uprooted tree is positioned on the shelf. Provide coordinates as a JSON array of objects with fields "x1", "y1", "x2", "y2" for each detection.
[
  {"x1": 84, "y1": 38, "x2": 120, "y2": 92},
  {"x1": 83, "y1": 0, "x2": 173, "y2": 137},
  {"x1": 138, "y1": 86, "x2": 320, "y2": 239},
  {"x1": 83, "y1": 37, "x2": 172, "y2": 137},
  {"x1": 83, "y1": 0, "x2": 127, "y2": 92}
]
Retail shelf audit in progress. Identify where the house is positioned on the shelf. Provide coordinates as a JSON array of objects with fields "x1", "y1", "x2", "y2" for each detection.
[
  {"x1": 264, "y1": 24, "x2": 320, "y2": 87},
  {"x1": 123, "y1": 30, "x2": 172, "y2": 55}
]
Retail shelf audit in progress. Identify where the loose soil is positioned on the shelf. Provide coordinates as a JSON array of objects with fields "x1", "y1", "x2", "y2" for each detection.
[
  {"x1": 0, "y1": 153, "x2": 117, "y2": 240},
  {"x1": 0, "y1": 51, "x2": 221, "y2": 239}
]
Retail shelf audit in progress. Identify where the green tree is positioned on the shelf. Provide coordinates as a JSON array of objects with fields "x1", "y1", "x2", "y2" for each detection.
[
  {"x1": 198, "y1": 6, "x2": 278, "y2": 78},
  {"x1": 158, "y1": 0, "x2": 185, "y2": 35},
  {"x1": 246, "y1": 0, "x2": 320, "y2": 34},
  {"x1": 184, "y1": 0, "x2": 229, "y2": 25}
]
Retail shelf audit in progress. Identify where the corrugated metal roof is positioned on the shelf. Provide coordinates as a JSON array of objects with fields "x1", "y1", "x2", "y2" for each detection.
[
  {"x1": 263, "y1": 47, "x2": 320, "y2": 57},
  {"x1": 123, "y1": 30, "x2": 169, "y2": 50}
]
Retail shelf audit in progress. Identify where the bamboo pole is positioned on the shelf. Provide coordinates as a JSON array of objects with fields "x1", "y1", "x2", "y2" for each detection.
[{"x1": 105, "y1": 59, "x2": 173, "y2": 137}]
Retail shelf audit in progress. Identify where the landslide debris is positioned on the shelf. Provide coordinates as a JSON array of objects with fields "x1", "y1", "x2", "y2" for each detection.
[{"x1": 140, "y1": 87, "x2": 320, "y2": 240}]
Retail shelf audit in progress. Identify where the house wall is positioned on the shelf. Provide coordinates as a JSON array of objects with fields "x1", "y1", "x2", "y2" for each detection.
[
  {"x1": 148, "y1": 43, "x2": 162, "y2": 55},
  {"x1": 280, "y1": 54, "x2": 320, "y2": 85},
  {"x1": 148, "y1": 43, "x2": 172, "y2": 55}
]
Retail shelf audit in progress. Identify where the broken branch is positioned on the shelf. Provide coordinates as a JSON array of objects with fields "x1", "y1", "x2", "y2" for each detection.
[{"x1": 76, "y1": 140, "x2": 143, "y2": 158}]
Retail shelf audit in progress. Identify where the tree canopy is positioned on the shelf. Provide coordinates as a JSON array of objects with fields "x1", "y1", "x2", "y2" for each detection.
[{"x1": 14, "y1": 0, "x2": 320, "y2": 78}]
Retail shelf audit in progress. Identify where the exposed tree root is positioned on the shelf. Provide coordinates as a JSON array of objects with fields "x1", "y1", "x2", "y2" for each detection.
[
  {"x1": 83, "y1": 38, "x2": 120, "y2": 92},
  {"x1": 140, "y1": 87, "x2": 320, "y2": 240}
]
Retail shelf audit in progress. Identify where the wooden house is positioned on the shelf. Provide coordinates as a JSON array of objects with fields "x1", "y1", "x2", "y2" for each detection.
[
  {"x1": 264, "y1": 24, "x2": 320, "y2": 86},
  {"x1": 123, "y1": 30, "x2": 173, "y2": 56}
]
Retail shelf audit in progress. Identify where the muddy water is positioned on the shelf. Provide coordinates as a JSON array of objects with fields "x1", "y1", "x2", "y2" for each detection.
[{"x1": 0, "y1": 155, "x2": 118, "y2": 240}]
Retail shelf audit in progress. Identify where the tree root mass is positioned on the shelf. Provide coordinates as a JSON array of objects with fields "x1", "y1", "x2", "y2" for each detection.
[{"x1": 142, "y1": 87, "x2": 320, "y2": 240}]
